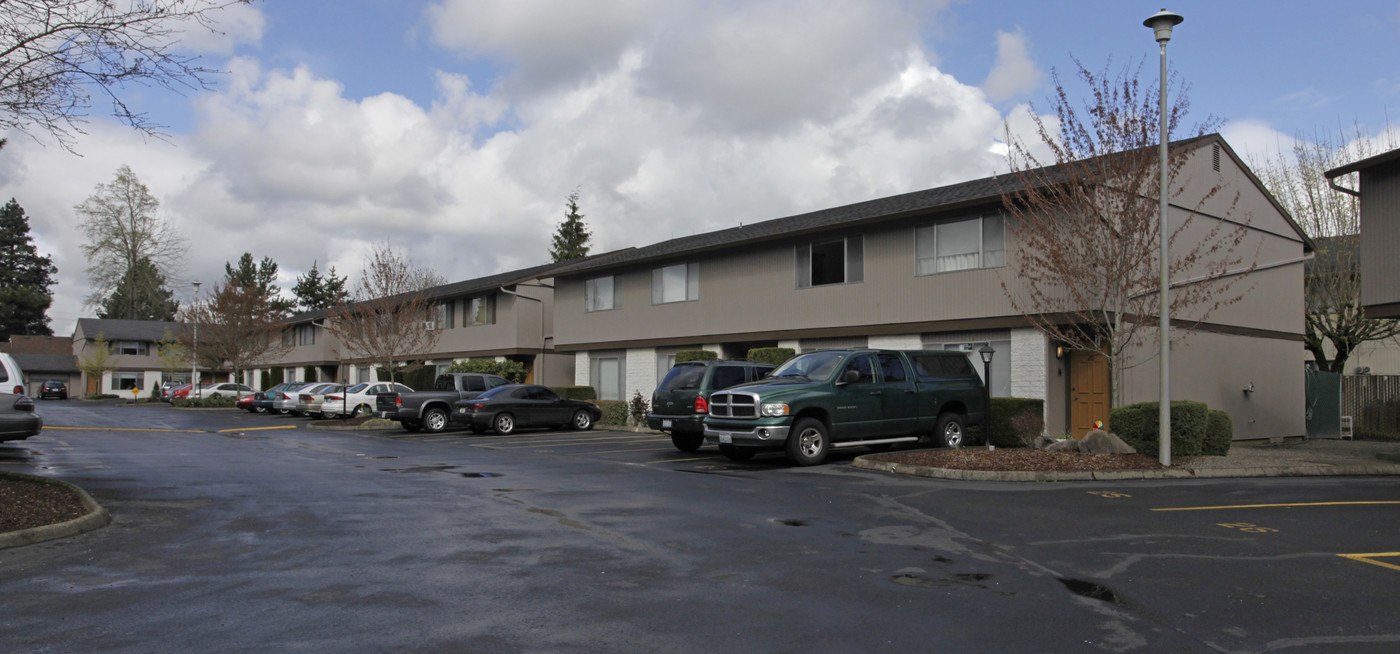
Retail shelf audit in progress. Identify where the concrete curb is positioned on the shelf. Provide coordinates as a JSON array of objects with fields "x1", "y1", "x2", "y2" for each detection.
[
  {"x1": 0, "y1": 472, "x2": 111, "y2": 549},
  {"x1": 850, "y1": 456, "x2": 1400, "y2": 482}
]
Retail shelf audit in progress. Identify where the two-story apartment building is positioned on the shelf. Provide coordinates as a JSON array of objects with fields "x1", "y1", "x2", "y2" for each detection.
[
  {"x1": 72, "y1": 318, "x2": 191, "y2": 398},
  {"x1": 549, "y1": 135, "x2": 1310, "y2": 439},
  {"x1": 1325, "y1": 147, "x2": 1400, "y2": 319},
  {"x1": 261, "y1": 261, "x2": 579, "y2": 388}
]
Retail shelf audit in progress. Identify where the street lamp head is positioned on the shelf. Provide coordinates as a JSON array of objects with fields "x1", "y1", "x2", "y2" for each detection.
[
  {"x1": 1144, "y1": 9, "x2": 1183, "y2": 44},
  {"x1": 978, "y1": 344, "x2": 995, "y2": 364}
]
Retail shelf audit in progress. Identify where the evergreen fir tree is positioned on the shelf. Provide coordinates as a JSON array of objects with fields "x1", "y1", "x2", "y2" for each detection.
[
  {"x1": 549, "y1": 189, "x2": 592, "y2": 262},
  {"x1": 224, "y1": 253, "x2": 295, "y2": 316},
  {"x1": 98, "y1": 257, "x2": 179, "y2": 321},
  {"x1": 292, "y1": 261, "x2": 350, "y2": 311},
  {"x1": 0, "y1": 198, "x2": 58, "y2": 338}
]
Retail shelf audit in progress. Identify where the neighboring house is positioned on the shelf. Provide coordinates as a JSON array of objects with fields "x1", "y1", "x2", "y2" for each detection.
[
  {"x1": 0, "y1": 336, "x2": 80, "y2": 395},
  {"x1": 1302, "y1": 235, "x2": 1400, "y2": 375},
  {"x1": 1325, "y1": 147, "x2": 1400, "y2": 319},
  {"x1": 547, "y1": 135, "x2": 1310, "y2": 440},
  {"x1": 72, "y1": 319, "x2": 194, "y2": 398},
  {"x1": 258, "y1": 261, "x2": 582, "y2": 388}
]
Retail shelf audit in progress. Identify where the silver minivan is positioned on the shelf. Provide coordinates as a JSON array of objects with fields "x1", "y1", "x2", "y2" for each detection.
[{"x1": 0, "y1": 352, "x2": 28, "y2": 396}]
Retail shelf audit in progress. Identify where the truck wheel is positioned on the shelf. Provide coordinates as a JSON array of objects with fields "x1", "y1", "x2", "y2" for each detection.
[
  {"x1": 493, "y1": 413, "x2": 516, "y2": 435},
  {"x1": 400, "y1": 419, "x2": 423, "y2": 432},
  {"x1": 571, "y1": 410, "x2": 594, "y2": 431},
  {"x1": 935, "y1": 413, "x2": 966, "y2": 448},
  {"x1": 422, "y1": 407, "x2": 449, "y2": 433},
  {"x1": 671, "y1": 431, "x2": 704, "y2": 452},
  {"x1": 718, "y1": 444, "x2": 755, "y2": 461},
  {"x1": 786, "y1": 417, "x2": 830, "y2": 466}
]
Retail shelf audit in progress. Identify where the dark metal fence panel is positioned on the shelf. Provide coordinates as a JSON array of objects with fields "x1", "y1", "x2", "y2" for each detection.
[
  {"x1": 1342, "y1": 375, "x2": 1400, "y2": 436},
  {"x1": 1306, "y1": 368, "x2": 1342, "y2": 439}
]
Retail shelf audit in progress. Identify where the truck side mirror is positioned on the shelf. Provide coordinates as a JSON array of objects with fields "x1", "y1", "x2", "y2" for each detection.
[{"x1": 837, "y1": 369, "x2": 860, "y2": 385}]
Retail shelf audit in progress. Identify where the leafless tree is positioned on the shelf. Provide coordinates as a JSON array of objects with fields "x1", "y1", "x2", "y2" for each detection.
[
  {"x1": 180, "y1": 280, "x2": 290, "y2": 394},
  {"x1": 75, "y1": 164, "x2": 187, "y2": 308},
  {"x1": 1249, "y1": 124, "x2": 1400, "y2": 374},
  {"x1": 1001, "y1": 58, "x2": 1255, "y2": 407},
  {"x1": 1, "y1": 0, "x2": 253, "y2": 150},
  {"x1": 323, "y1": 243, "x2": 445, "y2": 383},
  {"x1": 76, "y1": 333, "x2": 113, "y2": 395}
]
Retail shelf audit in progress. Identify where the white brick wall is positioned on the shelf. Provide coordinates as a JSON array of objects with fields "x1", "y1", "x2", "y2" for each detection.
[
  {"x1": 626, "y1": 348, "x2": 659, "y2": 401},
  {"x1": 868, "y1": 334, "x2": 922, "y2": 350},
  {"x1": 1010, "y1": 328, "x2": 1047, "y2": 400},
  {"x1": 574, "y1": 352, "x2": 590, "y2": 386}
]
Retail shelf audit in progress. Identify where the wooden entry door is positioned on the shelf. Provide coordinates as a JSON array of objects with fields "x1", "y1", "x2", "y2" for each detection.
[{"x1": 1069, "y1": 351, "x2": 1110, "y2": 437}]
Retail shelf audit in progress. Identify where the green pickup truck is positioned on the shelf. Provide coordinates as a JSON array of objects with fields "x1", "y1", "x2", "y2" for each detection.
[{"x1": 702, "y1": 349, "x2": 986, "y2": 466}]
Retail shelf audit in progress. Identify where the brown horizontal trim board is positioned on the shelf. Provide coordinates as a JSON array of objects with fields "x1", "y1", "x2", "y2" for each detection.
[
  {"x1": 329, "y1": 348, "x2": 543, "y2": 366},
  {"x1": 1363, "y1": 302, "x2": 1400, "y2": 319}
]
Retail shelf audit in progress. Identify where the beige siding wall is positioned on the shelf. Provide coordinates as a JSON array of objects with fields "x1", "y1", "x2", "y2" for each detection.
[{"x1": 1360, "y1": 161, "x2": 1400, "y2": 315}]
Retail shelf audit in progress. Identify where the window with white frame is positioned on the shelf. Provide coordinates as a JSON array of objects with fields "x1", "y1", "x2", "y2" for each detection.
[
  {"x1": 433, "y1": 302, "x2": 454, "y2": 330},
  {"x1": 590, "y1": 355, "x2": 623, "y2": 401},
  {"x1": 282, "y1": 329, "x2": 295, "y2": 347},
  {"x1": 111, "y1": 371, "x2": 144, "y2": 390},
  {"x1": 915, "y1": 214, "x2": 1005, "y2": 275},
  {"x1": 652, "y1": 263, "x2": 698, "y2": 304},
  {"x1": 298, "y1": 324, "x2": 315, "y2": 346},
  {"x1": 468, "y1": 295, "x2": 496, "y2": 326},
  {"x1": 115, "y1": 340, "x2": 147, "y2": 356},
  {"x1": 585, "y1": 275, "x2": 619, "y2": 312},
  {"x1": 797, "y1": 235, "x2": 863, "y2": 287}
]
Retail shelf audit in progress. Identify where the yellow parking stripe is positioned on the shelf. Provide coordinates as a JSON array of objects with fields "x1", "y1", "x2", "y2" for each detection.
[
  {"x1": 1151, "y1": 501, "x2": 1400, "y2": 512},
  {"x1": 45, "y1": 426, "x2": 209, "y2": 434},
  {"x1": 1339, "y1": 553, "x2": 1400, "y2": 572},
  {"x1": 214, "y1": 426, "x2": 297, "y2": 433}
]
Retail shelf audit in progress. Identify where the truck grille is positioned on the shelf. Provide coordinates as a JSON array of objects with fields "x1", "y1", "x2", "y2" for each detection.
[{"x1": 708, "y1": 391, "x2": 759, "y2": 419}]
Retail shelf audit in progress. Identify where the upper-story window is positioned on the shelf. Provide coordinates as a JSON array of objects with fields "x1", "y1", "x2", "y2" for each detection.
[
  {"x1": 797, "y1": 235, "x2": 863, "y2": 287},
  {"x1": 585, "y1": 275, "x2": 619, "y2": 312},
  {"x1": 433, "y1": 302, "x2": 454, "y2": 330},
  {"x1": 298, "y1": 324, "x2": 316, "y2": 346},
  {"x1": 115, "y1": 340, "x2": 147, "y2": 355},
  {"x1": 468, "y1": 295, "x2": 496, "y2": 326},
  {"x1": 282, "y1": 329, "x2": 295, "y2": 347},
  {"x1": 652, "y1": 263, "x2": 698, "y2": 304},
  {"x1": 915, "y1": 214, "x2": 1005, "y2": 275}
]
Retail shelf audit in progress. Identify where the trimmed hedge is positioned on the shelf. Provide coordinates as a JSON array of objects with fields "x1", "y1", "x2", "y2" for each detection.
[
  {"x1": 445, "y1": 358, "x2": 528, "y2": 383},
  {"x1": 1110, "y1": 400, "x2": 1209, "y2": 456},
  {"x1": 968, "y1": 397, "x2": 1044, "y2": 447},
  {"x1": 597, "y1": 400, "x2": 629, "y2": 426},
  {"x1": 554, "y1": 386, "x2": 598, "y2": 401},
  {"x1": 748, "y1": 347, "x2": 796, "y2": 366},
  {"x1": 172, "y1": 395, "x2": 238, "y2": 408},
  {"x1": 675, "y1": 350, "x2": 718, "y2": 363},
  {"x1": 1204, "y1": 409, "x2": 1233, "y2": 456}
]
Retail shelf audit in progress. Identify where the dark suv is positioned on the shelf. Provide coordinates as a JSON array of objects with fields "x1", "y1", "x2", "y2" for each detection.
[
  {"x1": 39, "y1": 380, "x2": 68, "y2": 400},
  {"x1": 648, "y1": 360, "x2": 775, "y2": 452}
]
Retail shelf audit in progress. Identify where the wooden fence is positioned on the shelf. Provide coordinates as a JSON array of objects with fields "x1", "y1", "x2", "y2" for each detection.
[{"x1": 1343, "y1": 375, "x2": 1400, "y2": 436}]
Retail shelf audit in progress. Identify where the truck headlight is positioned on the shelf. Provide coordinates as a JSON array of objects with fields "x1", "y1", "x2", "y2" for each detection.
[{"x1": 761, "y1": 403, "x2": 789, "y2": 417}]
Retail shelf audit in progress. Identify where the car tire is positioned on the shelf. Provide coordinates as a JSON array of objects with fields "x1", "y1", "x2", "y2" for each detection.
[
  {"x1": 935, "y1": 413, "x2": 966, "y2": 448},
  {"x1": 400, "y1": 419, "x2": 422, "y2": 432},
  {"x1": 422, "y1": 407, "x2": 449, "y2": 433},
  {"x1": 351, "y1": 404, "x2": 368, "y2": 418},
  {"x1": 571, "y1": 410, "x2": 594, "y2": 431},
  {"x1": 671, "y1": 431, "x2": 704, "y2": 452},
  {"x1": 786, "y1": 417, "x2": 830, "y2": 466},
  {"x1": 718, "y1": 444, "x2": 755, "y2": 461},
  {"x1": 493, "y1": 413, "x2": 516, "y2": 435}
]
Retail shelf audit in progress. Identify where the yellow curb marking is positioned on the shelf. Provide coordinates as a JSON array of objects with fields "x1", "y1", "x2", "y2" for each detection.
[
  {"x1": 1339, "y1": 553, "x2": 1400, "y2": 572},
  {"x1": 214, "y1": 426, "x2": 297, "y2": 433},
  {"x1": 1151, "y1": 501, "x2": 1400, "y2": 512},
  {"x1": 45, "y1": 426, "x2": 209, "y2": 434}
]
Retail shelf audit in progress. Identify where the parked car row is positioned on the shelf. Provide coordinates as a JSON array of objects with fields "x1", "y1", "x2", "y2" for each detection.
[{"x1": 373, "y1": 372, "x2": 602, "y2": 436}]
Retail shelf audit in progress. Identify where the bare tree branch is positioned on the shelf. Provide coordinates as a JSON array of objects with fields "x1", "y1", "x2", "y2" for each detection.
[{"x1": 322, "y1": 242, "x2": 444, "y2": 383}]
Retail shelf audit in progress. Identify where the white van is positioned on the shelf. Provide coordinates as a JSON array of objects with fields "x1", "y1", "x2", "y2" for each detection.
[{"x1": 0, "y1": 352, "x2": 28, "y2": 395}]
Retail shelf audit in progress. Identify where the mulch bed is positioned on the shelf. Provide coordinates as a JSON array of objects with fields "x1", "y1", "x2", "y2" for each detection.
[
  {"x1": 0, "y1": 477, "x2": 87, "y2": 533},
  {"x1": 868, "y1": 447, "x2": 1170, "y2": 472}
]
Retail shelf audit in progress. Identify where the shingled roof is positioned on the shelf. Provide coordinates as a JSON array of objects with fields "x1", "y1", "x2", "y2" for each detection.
[{"x1": 75, "y1": 319, "x2": 182, "y2": 342}]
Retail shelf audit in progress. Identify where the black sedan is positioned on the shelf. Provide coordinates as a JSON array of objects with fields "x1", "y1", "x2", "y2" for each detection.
[
  {"x1": 0, "y1": 392, "x2": 42, "y2": 442},
  {"x1": 450, "y1": 385, "x2": 601, "y2": 435}
]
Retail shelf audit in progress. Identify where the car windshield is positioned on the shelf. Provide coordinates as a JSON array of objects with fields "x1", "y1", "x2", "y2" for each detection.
[
  {"x1": 770, "y1": 352, "x2": 845, "y2": 382},
  {"x1": 657, "y1": 364, "x2": 706, "y2": 391},
  {"x1": 478, "y1": 386, "x2": 514, "y2": 399},
  {"x1": 346, "y1": 383, "x2": 369, "y2": 393}
]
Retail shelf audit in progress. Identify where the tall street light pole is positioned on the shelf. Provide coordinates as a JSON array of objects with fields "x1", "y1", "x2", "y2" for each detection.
[{"x1": 1144, "y1": 9, "x2": 1182, "y2": 467}]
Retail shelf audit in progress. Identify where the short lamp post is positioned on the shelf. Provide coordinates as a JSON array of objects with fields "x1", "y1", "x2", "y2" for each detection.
[
  {"x1": 191, "y1": 281, "x2": 201, "y2": 400},
  {"x1": 1145, "y1": 8, "x2": 1183, "y2": 467},
  {"x1": 979, "y1": 344, "x2": 996, "y2": 450}
]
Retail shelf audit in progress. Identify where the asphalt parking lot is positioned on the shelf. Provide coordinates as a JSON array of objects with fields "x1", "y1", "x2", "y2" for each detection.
[{"x1": 4, "y1": 401, "x2": 1399, "y2": 653}]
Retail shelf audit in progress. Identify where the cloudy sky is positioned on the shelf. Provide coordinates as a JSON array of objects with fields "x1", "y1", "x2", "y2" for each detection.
[{"x1": 4, "y1": 0, "x2": 1399, "y2": 335}]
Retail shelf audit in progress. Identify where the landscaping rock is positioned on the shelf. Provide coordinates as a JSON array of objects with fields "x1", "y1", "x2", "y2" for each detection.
[
  {"x1": 1045, "y1": 438, "x2": 1080, "y2": 453},
  {"x1": 1081, "y1": 430, "x2": 1137, "y2": 454}
]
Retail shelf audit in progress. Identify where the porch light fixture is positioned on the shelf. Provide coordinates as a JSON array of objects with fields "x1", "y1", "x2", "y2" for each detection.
[
  {"x1": 1144, "y1": 8, "x2": 1182, "y2": 467},
  {"x1": 979, "y1": 344, "x2": 995, "y2": 450}
]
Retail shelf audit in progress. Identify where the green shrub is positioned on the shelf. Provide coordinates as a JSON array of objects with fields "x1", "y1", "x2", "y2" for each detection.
[
  {"x1": 149, "y1": 380, "x2": 162, "y2": 397},
  {"x1": 1110, "y1": 400, "x2": 1209, "y2": 456},
  {"x1": 173, "y1": 395, "x2": 238, "y2": 408},
  {"x1": 270, "y1": 367, "x2": 285, "y2": 387},
  {"x1": 976, "y1": 397, "x2": 1045, "y2": 447},
  {"x1": 598, "y1": 400, "x2": 629, "y2": 426},
  {"x1": 260, "y1": 370, "x2": 271, "y2": 389},
  {"x1": 303, "y1": 365, "x2": 317, "y2": 382},
  {"x1": 675, "y1": 349, "x2": 718, "y2": 363},
  {"x1": 1203, "y1": 410, "x2": 1233, "y2": 456},
  {"x1": 748, "y1": 347, "x2": 796, "y2": 366},
  {"x1": 554, "y1": 386, "x2": 598, "y2": 401},
  {"x1": 445, "y1": 358, "x2": 528, "y2": 383}
]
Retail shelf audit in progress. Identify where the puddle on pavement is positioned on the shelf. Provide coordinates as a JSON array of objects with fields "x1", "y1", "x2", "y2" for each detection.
[{"x1": 1059, "y1": 578, "x2": 1120, "y2": 604}]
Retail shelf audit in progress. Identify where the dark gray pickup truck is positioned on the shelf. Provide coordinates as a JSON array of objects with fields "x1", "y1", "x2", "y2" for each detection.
[{"x1": 376, "y1": 373, "x2": 509, "y2": 433}]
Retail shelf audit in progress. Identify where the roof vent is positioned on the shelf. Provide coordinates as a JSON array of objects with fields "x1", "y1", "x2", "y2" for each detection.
[{"x1": 1212, "y1": 144, "x2": 1221, "y2": 172}]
